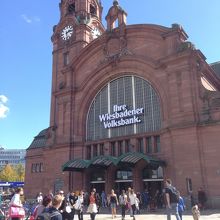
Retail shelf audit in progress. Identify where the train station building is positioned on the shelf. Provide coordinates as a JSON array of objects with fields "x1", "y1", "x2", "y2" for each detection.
[{"x1": 25, "y1": 0, "x2": 220, "y2": 207}]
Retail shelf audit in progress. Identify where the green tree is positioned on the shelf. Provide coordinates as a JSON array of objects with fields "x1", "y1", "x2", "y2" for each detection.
[
  {"x1": 0, "y1": 164, "x2": 17, "y2": 181},
  {"x1": 14, "y1": 164, "x2": 25, "y2": 181}
]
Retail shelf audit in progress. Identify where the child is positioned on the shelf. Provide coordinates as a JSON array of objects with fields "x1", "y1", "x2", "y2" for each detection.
[
  {"x1": 177, "y1": 192, "x2": 185, "y2": 220},
  {"x1": 192, "y1": 204, "x2": 200, "y2": 220}
]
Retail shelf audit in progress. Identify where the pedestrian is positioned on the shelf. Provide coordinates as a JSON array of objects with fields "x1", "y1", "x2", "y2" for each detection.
[
  {"x1": 34, "y1": 196, "x2": 52, "y2": 219},
  {"x1": 141, "y1": 190, "x2": 150, "y2": 210},
  {"x1": 46, "y1": 194, "x2": 63, "y2": 220},
  {"x1": 129, "y1": 189, "x2": 138, "y2": 220},
  {"x1": 58, "y1": 190, "x2": 71, "y2": 220},
  {"x1": 192, "y1": 204, "x2": 200, "y2": 220},
  {"x1": 69, "y1": 190, "x2": 78, "y2": 220},
  {"x1": 164, "y1": 178, "x2": 181, "y2": 220},
  {"x1": 87, "y1": 191, "x2": 98, "y2": 220},
  {"x1": 74, "y1": 190, "x2": 84, "y2": 220},
  {"x1": 119, "y1": 190, "x2": 128, "y2": 220},
  {"x1": 177, "y1": 192, "x2": 185, "y2": 220},
  {"x1": 101, "y1": 191, "x2": 107, "y2": 208},
  {"x1": 127, "y1": 187, "x2": 133, "y2": 217},
  {"x1": 92, "y1": 188, "x2": 101, "y2": 213},
  {"x1": 9, "y1": 187, "x2": 25, "y2": 220},
  {"x1": 36, "y1": 192, "x2": 43, "y2": 204},
  {"x1": 109, "y1": 189, "x2": 119, "y2": 219}
]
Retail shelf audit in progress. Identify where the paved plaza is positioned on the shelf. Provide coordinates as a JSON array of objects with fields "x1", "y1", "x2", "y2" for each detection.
[{"x1": 78, "y1": 210, "x2": 220, "y2": 220}]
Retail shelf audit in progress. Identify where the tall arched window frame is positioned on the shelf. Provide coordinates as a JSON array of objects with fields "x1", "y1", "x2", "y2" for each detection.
[{"x1": 86, "y1": 75, "x2": 161, "y2": 141}]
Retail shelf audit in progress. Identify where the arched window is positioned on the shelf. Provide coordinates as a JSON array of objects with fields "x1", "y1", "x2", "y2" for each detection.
[
  {"x1": 86, "y1": 75, "x2": 161, "y2": 141},
  {"x1": 90, "y1": 4, "x2": 97, "y2": 16},
  {"x1": 68, "y1": 3, "x2": 75, "y2": 14}
]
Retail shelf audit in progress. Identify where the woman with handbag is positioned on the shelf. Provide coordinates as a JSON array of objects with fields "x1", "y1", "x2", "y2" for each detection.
[
  {"x1": 87, "y1": 191, "x2": 98, "y2": 220},
  {"x1": 74, "y1": 190, "x2": 84, "y2": 220},
  {"x1": 9, "y1": 187, "x2": 25, "y2": 220},
  {"x1": 129, "y1": 189, "x2": 137, "y2": 220},
  {"x1": 69, "y1": 191, "x2": 78, "y2": 220}
]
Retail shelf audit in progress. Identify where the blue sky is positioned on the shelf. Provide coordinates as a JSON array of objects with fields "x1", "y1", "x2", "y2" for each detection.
[{"x1": 0, "y1": 0, "x2": 220, "y2": 149}]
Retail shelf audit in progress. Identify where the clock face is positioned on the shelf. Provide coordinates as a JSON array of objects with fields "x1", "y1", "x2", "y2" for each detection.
[
  {"x1": 91, "y1": 27, "x2": 101, "y2": 39},
  {"x1": 61, "y1": 25, "x2": 73, "y2": 40}
]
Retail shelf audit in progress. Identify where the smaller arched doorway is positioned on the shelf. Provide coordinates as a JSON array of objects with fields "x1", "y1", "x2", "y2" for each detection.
[
  {"x1": 90, "y1": 169, "x2": 105, "y2": 194},
  {"x1": 142, "y1": 166, "x2": 164, "y2": 209}
]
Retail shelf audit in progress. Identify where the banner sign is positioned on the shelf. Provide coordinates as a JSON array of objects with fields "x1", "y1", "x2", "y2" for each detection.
[{"x1": 99, "y1": 104, "x2": 144, "y2": 129}]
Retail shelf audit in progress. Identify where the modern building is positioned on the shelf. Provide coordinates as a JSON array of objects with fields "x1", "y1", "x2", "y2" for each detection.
[
  {"x1": 0, "y1": 147, "x2": 26, "y2": 170},
  {"x1": 25, "y1": 0, "x2": 220, "y2": 207}
]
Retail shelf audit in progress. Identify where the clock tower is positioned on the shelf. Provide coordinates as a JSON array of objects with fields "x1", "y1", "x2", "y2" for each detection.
[
  {"x1": 48, "y1": 0, "x2": 105, "y2": 148},
  {"x1": 52, "y1": 0, "x2": 104, "y2": 52}
]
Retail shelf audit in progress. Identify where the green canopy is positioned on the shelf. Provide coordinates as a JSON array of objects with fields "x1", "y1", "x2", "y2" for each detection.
[
  {"x1": 62, "y1": 152, "x2": 165, "y2": 172},
  {"x1": 62, "y1": 159, "x2": 90, "y2": 171}
]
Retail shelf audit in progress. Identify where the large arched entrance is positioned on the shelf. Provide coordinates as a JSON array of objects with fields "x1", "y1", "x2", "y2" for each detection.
[{"x1": 62, "y1": 75, "x2": 165, "y2": 194}]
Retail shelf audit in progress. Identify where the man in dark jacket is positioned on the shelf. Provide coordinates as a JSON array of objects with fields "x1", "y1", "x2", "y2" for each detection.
[
  {"x1": 164, "y1": 178, "x2": 181, "y2": 220},
  {"x1": 47, "y1": 194, "x2": 63, "y2": 220}
]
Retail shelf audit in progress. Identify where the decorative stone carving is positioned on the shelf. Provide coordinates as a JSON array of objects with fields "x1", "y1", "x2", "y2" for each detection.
[
  {"x1": 105, "y1": 0, "x2": 127, "y2": 31},
  {"x1": 178, "y1": 41, "x2": 195, "y2": 52},
  {"x1": 101, "y1": 30, "x2": 133, "y2": 66}
]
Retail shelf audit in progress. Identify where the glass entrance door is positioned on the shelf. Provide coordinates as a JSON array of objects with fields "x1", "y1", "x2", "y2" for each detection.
[
  {"x1": 115, "y1": 181, "x2": 133, "y2": 194},
  {"x1": 90, "y1": 182, "x2": 105, "y2": 194}
]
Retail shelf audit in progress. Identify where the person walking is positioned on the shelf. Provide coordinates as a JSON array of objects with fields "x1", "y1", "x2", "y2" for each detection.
[
  {"x1": 164, "y1": 178, "x2": 181, "y2": 220},
  {"x1": 74, "y1": 190, "x2": 84, "y2": 220},
  {"x1": 109, "y1": 189, "x2": 118, "y2": 219},
  {"x1": 46, "y1": 195, "x2": 63, "y2": 220},
  {"x1": 36, "y1": 192, "x2": 43, "y2": 204},
  {"x1": 34, "y1": 196, "x2": 52, "y2": 219},
  {"x1": 129, "y1": 189, "x2": 138, "y2": 220},
  {"x1": 9, "y1": 187, "x2": 25, "y2": 220},
  {"x1": 177, "y1": 192, "x2": 185, "y2": 220},
  {"x1": 119, "y1": 190, "x2": 128, "y2": 220},
  {"x1": 101, "y1": 191, "x2": 107, "y2": 208},
  {"x1": 58, "y1": 190, "x2": 72, "y2": 220},
  {"x1": 192, "y1": 204, "x2": 200, "y2": 220},
  {"x1": 69, "y1": 190, "x2": 78, "y2": 220},
  {"x1": 87, "y1": 191, "x2": 98, "y2": 220}
]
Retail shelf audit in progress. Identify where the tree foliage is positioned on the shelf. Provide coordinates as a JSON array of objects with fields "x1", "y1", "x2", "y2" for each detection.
[{"x1": 0, "y1": 164, "x2": 25, "y2": 182}]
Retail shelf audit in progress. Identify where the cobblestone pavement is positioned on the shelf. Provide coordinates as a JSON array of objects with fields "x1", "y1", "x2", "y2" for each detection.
[{"x1": 78, "y1": 210, "x2": 220, "y2": 220}]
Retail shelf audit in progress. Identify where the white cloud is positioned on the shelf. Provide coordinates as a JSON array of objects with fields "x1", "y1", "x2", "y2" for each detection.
[
  {"x1": 21, "y1": 14, "x2": 41, "y2": 24},
  {"x1": 21, "y1": 14, "x2": 32, "y2": 23},
  {"x1": 0, "y1": 95, "x2": 9, "y2": 119}
]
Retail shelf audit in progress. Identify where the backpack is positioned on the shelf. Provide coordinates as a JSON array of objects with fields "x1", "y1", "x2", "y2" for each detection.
[
  {"x1": 36, "y1": 211, "x2": 60, "y2": 220},
  {"x1": 169, "y1": 186, "x2": 180, "y2": 203}
]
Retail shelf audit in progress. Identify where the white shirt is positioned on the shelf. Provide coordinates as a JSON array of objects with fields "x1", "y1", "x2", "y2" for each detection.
[
  {"x1": 75, "y1": 195, "x2": 84, "y2": 210},
  {"x1": 37, "y1": 195, "x2": 43, "y2": 204},
  {"x1": 10, "y1": 194, "x2": 22, "y2": 207},
  {"x1": 129, "y1": 193, "x2": 137, "y2": 205}
]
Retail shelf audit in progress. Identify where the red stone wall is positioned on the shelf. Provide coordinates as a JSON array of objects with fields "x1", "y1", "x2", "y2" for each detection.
[
  {"x1": 25, "y1": 23, "x2": 220, "y2": 208},
  {"x1": 25, "y1": 146, "x2": 70, "y2": 198}
]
